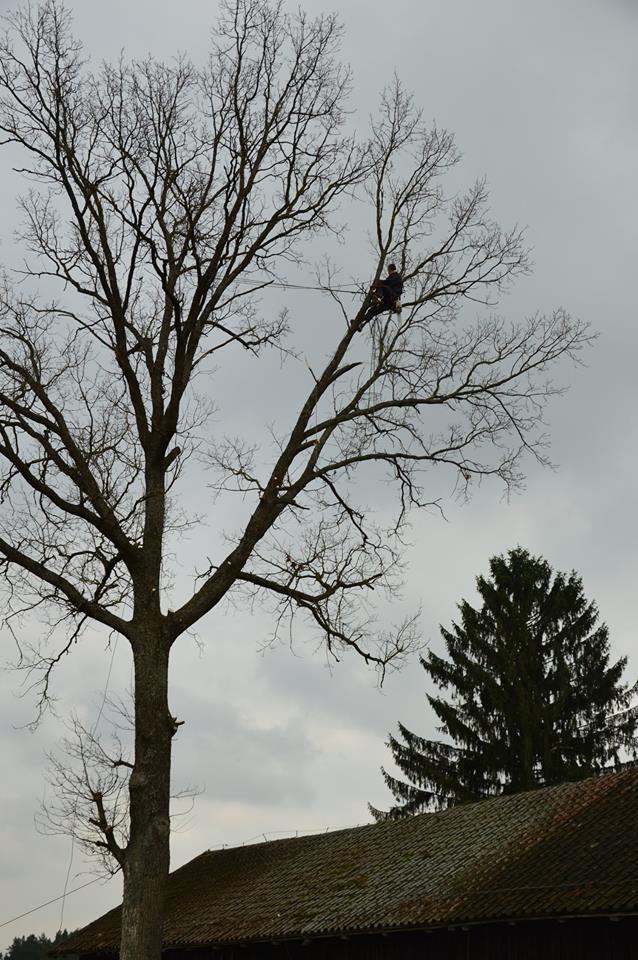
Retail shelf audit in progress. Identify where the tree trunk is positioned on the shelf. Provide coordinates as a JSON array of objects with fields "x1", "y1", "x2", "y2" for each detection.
[{"x1": 120, "y1": 636, "x2": 172, "y2": 960}]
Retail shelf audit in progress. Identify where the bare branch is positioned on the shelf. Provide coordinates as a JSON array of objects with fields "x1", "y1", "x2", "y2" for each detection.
[{"x1": 0, "y1": 1, "x2": 591, "y2": 909}]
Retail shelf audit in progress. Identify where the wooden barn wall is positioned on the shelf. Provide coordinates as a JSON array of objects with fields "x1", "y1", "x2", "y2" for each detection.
[{"x1": 137, "y1": 917, "x2": 638, "y2": 960}]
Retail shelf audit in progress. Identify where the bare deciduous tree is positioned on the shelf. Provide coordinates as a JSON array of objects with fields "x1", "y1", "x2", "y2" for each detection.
[
  {"x1": 41, "y1": 709, "x2": 134, "y2": 879},
  {"x1": 0, "y1": 1, "x2": 590, "y2": 957},
  {"x1": 40, "y1": 698, "x2": 198, "y2": 879}
]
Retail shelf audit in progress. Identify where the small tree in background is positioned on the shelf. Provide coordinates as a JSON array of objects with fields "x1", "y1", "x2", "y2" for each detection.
[
  {"x1": 0, "y1": 931, "x2": 78, "y2": 960},
  {"x1": 372, "y1": 548, "x2": 638, "y2": 818}
]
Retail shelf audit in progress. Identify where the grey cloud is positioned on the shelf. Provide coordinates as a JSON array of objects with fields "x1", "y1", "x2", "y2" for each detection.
[
  {"x1": 1, "y1": 0, "x2": 637, "y2": 948},
  {"x1": 170, "y1": 687, "x2": 318, "y2": 807}
]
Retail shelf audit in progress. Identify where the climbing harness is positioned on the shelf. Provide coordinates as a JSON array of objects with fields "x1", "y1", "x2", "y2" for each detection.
[{"x1": 367, "y1": 287, "x2": 402, "y2": 317}]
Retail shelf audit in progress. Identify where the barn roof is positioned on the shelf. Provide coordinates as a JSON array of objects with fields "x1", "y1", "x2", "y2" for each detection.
[{"x1": 55, "y1": 767, "x2": 638, "y2": 955}]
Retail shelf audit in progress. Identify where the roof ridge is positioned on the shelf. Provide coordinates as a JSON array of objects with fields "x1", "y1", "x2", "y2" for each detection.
[{"x1": 190, "y1": 765, "x2": 638, "y2": 861}]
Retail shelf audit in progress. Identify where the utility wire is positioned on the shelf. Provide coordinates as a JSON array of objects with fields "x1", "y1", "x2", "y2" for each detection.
[
  {"x1": 0, "y1": 875, "x2": 114, "y2": 930},
  {"x1": 3, "y1": 276, "x2": 375, "y2": 940},
  {"x1": 9, "y1": 808, "x2": 633, "y2": 936},
  {"x1": 2, "y1": 826, "x2": 340, "y2": 933},
  {"x1": 5, "y1": 272, "x2": 362, "y2": 938},
  {"x1": 3, "y1": 276, "x2": 370, "y2": 941},
  {"x1": 269, "y1": 281, "x2": 359, "y2": 294},
  {"x1": 59, "y1": 636, "x2": 120, "y2": 931},
  {"x1": 233, "y1": 276, "x2": 361, "y2": 295}
]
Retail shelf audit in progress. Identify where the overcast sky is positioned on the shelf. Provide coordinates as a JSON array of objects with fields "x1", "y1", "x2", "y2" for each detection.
[{"x1": 1, "y1": 0, "x2": 637, "y2": 949}]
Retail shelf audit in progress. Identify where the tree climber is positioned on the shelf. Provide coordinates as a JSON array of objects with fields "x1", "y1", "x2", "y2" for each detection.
[{"x1": 362, "y1": 263, "x2": 404, "y2": 323}]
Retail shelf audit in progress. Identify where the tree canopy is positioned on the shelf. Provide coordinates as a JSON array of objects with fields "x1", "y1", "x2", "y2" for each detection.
[{"x1": 373, "y1": 548, "x2": 638, "y2": 817}]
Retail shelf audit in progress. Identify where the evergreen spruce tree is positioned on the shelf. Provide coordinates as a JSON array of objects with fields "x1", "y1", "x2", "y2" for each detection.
[{"x1": 372, "y1": 548, "x2": 637, "y2": 818}]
